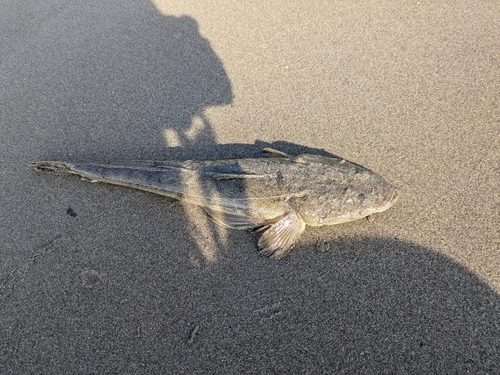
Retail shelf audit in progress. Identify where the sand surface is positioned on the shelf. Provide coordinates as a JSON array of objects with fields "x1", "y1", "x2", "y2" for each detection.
[{"x1": 1, "y1": 0, "x2": 499, "y2": 373}]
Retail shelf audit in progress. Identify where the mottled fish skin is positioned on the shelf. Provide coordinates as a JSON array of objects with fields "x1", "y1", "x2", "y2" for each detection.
[{"x1": 28, "y1": 149, "x2": 398, "y2": 258}]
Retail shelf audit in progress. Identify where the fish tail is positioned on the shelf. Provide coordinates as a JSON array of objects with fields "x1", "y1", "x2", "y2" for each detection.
[{"x1": 28, "y1": 161, "x2": 77, "y2": 175}]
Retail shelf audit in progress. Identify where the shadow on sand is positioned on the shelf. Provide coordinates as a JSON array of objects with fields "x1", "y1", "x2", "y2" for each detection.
[{"x1": 1, "y1": 235, "x2": 499, "y2": 373}]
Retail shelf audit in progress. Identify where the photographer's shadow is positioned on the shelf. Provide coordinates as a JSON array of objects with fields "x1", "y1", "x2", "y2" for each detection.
[{"x1": 153, "y1": 15, "x2": 232, "y2": 152}]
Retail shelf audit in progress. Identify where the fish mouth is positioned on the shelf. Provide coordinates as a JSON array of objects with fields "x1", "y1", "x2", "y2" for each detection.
[
  {"x1": 389, "y1": 190, "x2": 398, "y2": 204},
  {"x1": 385, "y1": 189, "x2": 398, "y2": 209}
]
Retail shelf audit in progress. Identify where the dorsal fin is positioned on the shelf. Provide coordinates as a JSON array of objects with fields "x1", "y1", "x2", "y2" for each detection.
[{"x1": 261, "y1": 147, "x2": 290, "y2": 159}]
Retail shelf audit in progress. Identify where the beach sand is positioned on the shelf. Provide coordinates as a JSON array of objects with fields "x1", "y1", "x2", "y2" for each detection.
[{"x1": 1, "y1": 0, "x2": 499, "y2": 373}]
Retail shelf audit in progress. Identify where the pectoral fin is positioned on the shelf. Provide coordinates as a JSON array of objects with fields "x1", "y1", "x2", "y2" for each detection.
[{"x1": 258, "y1": 212, "x2": 306, "y2": 259}]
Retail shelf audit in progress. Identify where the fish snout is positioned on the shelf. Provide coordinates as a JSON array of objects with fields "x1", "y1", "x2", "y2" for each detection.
[
  {"x1": 389, "y1": 189, "x2": 398, "y2": 205},
  {"x1": 382, "y1": 188, "x2": 398, "y2": 210}
]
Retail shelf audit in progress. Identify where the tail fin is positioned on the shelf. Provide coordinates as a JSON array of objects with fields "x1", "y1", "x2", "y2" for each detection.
[{"x1": 28, "y1": 161, "x2": 76, "y2": 175}]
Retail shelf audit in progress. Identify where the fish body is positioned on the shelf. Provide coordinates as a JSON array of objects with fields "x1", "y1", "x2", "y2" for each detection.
[{"x1": 29, "y1": 149, "x2": 397, "y2": 258}]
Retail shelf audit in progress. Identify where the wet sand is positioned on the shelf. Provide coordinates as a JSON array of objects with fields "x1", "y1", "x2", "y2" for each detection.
[{"x1": 1, "y1": 0, "x2": 499, "y2": 373}]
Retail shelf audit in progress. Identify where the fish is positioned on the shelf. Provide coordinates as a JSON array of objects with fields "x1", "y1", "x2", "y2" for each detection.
[{"x1": 28, "y1": 148, "x2": 398, "y2": 259}]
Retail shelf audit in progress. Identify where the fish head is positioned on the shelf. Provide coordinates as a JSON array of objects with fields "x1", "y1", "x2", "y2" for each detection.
[
  {"x1": 334, "y1": 177, "x2": 398, "y2": 225},
  {"x1": 289, "y1": 177, "x2": 398, "y2": 227}
]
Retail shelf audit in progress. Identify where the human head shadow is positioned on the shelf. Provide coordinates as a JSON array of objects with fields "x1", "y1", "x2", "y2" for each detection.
[
  {"x1": 150, "y1": 14, "x2": 233, "y2": 151},
  {"x1": 33, "y1": 2, "x2": 232, "y2": 161}
]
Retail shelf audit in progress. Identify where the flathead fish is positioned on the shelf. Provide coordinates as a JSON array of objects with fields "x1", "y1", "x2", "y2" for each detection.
[{"x1": 29, "y1": 148, "x2": 398, "y2": 258}]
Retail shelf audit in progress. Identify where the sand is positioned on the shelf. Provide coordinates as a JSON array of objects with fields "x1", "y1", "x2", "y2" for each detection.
[{"x1": 1, "y1": 0, "x2": 499, "y2": 373}]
